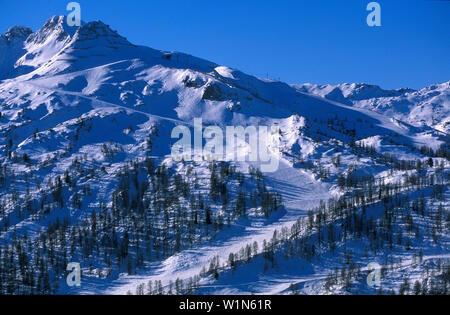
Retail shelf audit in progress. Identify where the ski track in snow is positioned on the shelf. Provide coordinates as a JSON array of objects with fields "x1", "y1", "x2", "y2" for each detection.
[
  {"x1": 20, "y1": 80, "x2": 194, "y2": 127},
  {"x1": 100, "y1": 158, "x2": 331, "y2": 295}
]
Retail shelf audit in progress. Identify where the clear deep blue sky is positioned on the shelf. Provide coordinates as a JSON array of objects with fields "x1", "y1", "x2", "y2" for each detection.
[{"x1": 0, "y1": 0, "x2": 449, "y2": 89}]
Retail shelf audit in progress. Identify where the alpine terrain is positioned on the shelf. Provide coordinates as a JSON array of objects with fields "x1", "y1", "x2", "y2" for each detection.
[{"x1": 0, "y1": 16, "x2": 448, "y2": 295}]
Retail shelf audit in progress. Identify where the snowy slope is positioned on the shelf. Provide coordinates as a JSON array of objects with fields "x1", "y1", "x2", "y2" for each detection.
[
  {"x1": 0, "y1": 16, "x2": 448, "y2": 295},
  {"x1": 293, "y1": 82, "x2": 450, "y2": 134}
]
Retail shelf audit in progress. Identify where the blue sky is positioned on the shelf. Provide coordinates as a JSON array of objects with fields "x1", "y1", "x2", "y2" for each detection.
[{"x1": 0, "y1": 0, "x2": 449, "y2": 89}]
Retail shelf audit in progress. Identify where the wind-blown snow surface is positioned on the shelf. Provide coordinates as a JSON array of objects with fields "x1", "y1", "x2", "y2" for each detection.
[
  {"x1": 293, "y1": 82, "x2": 450, "y2": 134},
  {"x1": 0, "y1": 16, "x2": 448, "y2": 295}
]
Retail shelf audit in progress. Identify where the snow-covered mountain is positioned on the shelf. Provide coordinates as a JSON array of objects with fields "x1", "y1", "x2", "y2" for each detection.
[
  {"x1": 0, "y1": 16, "x2": 448, "y2": 295},
  {"x1": 293, "y1": 82, "x2": 450, "y2": 134}
]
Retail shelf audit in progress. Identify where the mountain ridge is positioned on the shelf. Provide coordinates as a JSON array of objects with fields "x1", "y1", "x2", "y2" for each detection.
[{"x1": 293, "y1": 81, "x2": 450, "y2": 134}]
